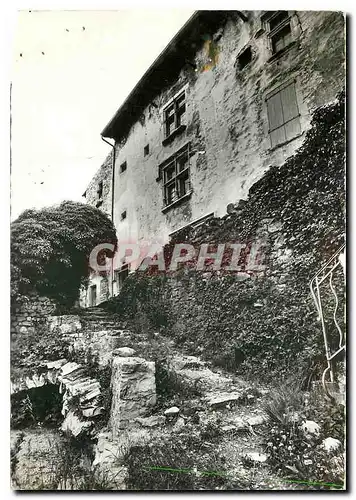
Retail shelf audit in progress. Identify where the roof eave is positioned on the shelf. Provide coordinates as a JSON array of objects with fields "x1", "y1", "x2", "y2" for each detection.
[{"x1": 100, "y1": 11, "x2": 201, "y2": 140}]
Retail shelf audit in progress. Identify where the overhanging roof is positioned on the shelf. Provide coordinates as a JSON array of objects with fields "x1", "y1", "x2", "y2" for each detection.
[{"x1": 101, "y1": 10, "x2": 232, "y2": 141}]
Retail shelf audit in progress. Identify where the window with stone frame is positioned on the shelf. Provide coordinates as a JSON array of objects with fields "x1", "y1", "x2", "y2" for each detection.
[
  {"x1": 266, "y1": 80, "x2": 301, "y2": 148},
  {"x1": 163, "y1": 91, "x2": 186, "y2": 138},
  {"x1": 263, "y1": 11, "x2": 293, "y2": 55},
  {"x1": 161, "y1": 144, "x2": 191, "y2": 208}
]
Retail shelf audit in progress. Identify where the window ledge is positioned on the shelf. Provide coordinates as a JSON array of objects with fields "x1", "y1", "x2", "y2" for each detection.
[
  {"x1": 267, "y1": 41, "x2": 297, "y2": 63},
  {"x1": 267, "y1": 131, "x2": 304, "y2": 153},
  {"x1": 162, "y1": 124, "x2": 186, "y2": 146},
  {"x1": 162, "y1": 190, "x2": 192, "y2": 214}
]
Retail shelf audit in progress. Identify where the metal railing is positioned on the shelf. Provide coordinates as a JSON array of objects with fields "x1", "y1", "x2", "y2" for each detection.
[{"x1": 310, "y1": 243, "x2": 346, "y2": 400}]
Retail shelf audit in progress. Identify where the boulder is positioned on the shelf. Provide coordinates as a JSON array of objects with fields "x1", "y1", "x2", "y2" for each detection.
[
  {"x1": 134, "y1": 415, "x2": 165, "y2": 428},
  {"x1": 221, "y1": 425, "x2": 237, "y2": 433},
  {"x1": 301, "y1": 420, "x2": 320, "y2": 438},
  {"x1": 173, "y1": 416, "x2": 186, "y2": 431},
  {"x1": 114, "y1": 347, "x2": 136, "y2": 357},
  {"x1": 207, "y1": 392, "x2": 242, "y2": 409},
  {"x1": 12, "y1": 430, "x2": 62, "y2": 490},
  {"x1": 322, "y1": 437, "x2": 342, "y2": 453},
  {"x1": 170, "y1": 355, "x2": 206, "y2": 371},
  {"x1": 247, "y1": 414, "x2": 266, "y2": 427},
  {"x1": 110, "y1": 356, "x2": 156, "y2": 434},
  {"x1": 245, "y1": 452, "x2": 267, "y2": 463},
  {"x1": 61, "y1": 410, "x2": 92, "y2": 437},
  {"x1": 164, "y1": 406, "x2": 180, "y2": 416}
]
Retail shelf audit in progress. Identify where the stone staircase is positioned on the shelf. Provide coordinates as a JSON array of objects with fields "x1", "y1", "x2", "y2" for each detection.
[
  {"x1": 75, "y1": 306, "x2": 134, "y2": 366},
  {"x1": 79, "y1": 307, "x2": 126, "y2": 332}
]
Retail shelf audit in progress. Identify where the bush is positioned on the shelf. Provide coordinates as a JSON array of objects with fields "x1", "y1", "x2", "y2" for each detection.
[
  {"x1": 262, "y1": 377, "x2": 345, "y2": 490},
  {"x1": 265, "y1": 419, "x2": 344, "y2": 490},
  {"x1": 11, "y1": 201, "x2": 117, "y2": 307},
  {"x1": 11, "y1": 324, "x2": 72, "y2": 378}
]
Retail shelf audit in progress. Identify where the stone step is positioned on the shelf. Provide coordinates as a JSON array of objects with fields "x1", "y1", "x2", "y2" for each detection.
[
  {"x1": 82, "y1": 324, "x2": 128, "y2": 331},
  {"x1": 82, "y1": 318, "x2": 119, "y2": 323},
  {"x1": 81, "y1": 312, "x2": 109, "y2": 317},
  {"x1": 81, "y1": 308, "x2": 110, "y2": 315},
  {"x1": 81, "y1": 315, "x2": 120, "y2": 320}
]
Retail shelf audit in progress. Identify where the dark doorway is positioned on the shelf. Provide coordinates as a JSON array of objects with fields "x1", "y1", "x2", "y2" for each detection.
[{"x1": 89, "y1": 284, "x2": 97, "y2": 307}]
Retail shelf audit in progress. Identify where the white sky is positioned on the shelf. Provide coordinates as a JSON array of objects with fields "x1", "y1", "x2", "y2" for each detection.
[{"x1": 10, "y1": 9, "x2": 194, "y2": 219}]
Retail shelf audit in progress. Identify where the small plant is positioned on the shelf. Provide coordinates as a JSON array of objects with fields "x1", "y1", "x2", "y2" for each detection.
[
  {"x1": 11, "y1": 384, "x2": 63, "y2": 429},
  {"x1": 262, "y1": 376, "x2": 304, "y2": 426},
  {"x1": 125, "y1": 433, "x2": 241, "y2": 490},
  {"x1": 155, "y1": 361, "x2": 202, "y2": 408},
  {"x1": 262, "y1": 376, "x2": 345, "y2": 490}
]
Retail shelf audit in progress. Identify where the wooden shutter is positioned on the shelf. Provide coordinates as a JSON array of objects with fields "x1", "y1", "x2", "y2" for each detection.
[
  {"x1": 267, "y1": 82, "x2": 301, "y2": 147},
  {"x1": 267, "y1": 92, "x2": 285, "y2": 147},
  {"x1": 280, "y1": 83, "x2": 301, "y2": 141}
]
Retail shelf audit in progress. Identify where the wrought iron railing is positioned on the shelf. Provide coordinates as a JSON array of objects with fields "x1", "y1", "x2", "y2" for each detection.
[{"x1": 310, "y1": 243, "x2": 346, "y2": 400}]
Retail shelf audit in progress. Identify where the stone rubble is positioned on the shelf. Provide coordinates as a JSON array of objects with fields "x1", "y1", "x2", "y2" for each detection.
[{"x1": 11, "y1": 358, "x2": 103, "y2": 438}]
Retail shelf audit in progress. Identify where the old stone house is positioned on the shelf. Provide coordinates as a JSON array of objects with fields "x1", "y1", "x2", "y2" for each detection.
[{"x1": 82, "y1": 10, "x2": 345, "y2": 307}]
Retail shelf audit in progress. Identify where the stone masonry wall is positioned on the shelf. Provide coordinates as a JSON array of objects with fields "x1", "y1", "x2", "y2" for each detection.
[
  {"x1": 82, "y1": 11, "x2": 344, "y2": 303},
  {"x1": 11, "y1": 293, "x2": 57, "y2": 337},
  {"x1": 84, "y1": 151, "x2": 113, "y2": 217},
  {"x1": 110, "y1": 11, "x2": 344, "y2": 252},
  {"x1": 107, "y1": 92, "x2": 345, "y2": 381}
]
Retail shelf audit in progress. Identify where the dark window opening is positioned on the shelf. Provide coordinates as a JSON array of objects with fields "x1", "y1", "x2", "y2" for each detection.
[
  {"x1": 115, "y1": 264, "x2": 129, "y2": 290},
  {"x1": 161, "y1": 144, "x2": 191, "y2": 208},
  {"x1": 164, "y1": 91, "x2": 186, "y2": 138},
  {"x1": 120, "y1": 210, "x2": 127, "y2": 221},
  {"x1": 144, "y1": 144, "x2": 149, "y2": 156},
  {"x1": 268, "y1": 11, "x2": 289, "y2": 32},
  {"x1": 120, "y1": 161, "x2": 127, "y2": 173},
  {"x1": 90, "y1": 284, "x2": 97, "y2": 307},
  {"x1": 97, "y1": 181, "x2": 103, "y2": 199},
  {"x1": 271, "y1": 24, "x2": 292, "y2": 53},
  {"x1": 238, "y1": 47, "x2": 252, "y2": 69}
]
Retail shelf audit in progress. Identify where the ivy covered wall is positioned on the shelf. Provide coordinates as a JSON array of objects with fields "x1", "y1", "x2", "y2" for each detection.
[{"x1": 105, "y1": 91, "x2": 345, "y2": 382}]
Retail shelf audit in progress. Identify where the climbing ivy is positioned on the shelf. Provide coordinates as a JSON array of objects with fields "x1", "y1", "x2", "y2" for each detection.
[{"x1": 105, "y1": 91, "x2": 345, "y2": 382}]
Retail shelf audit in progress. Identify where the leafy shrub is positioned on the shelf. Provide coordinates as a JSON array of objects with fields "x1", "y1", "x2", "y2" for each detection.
[
  {"x1": 11, "y1": 324, "x2": 72, "y2": 378},
  {"x1": 105, "y1": 273, "x2": 173, "y2": 333},
  {"x1": 265, "y1": 419, "x2": 344, "y2": 490},
  {"x1": 11, "y1": 201, "x2": 117, "y2": 307},
  {"x1": 263, "y1": 379, "x2": 345, "y2": 490}
]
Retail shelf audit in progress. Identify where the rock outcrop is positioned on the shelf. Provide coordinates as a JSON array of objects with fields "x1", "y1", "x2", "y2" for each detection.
[
  {"x1": 11, "y1": 359, "x2": 103, "y2": 437},
  {"x1": 110, "y1": 356, "x2": 156, "y2": 434}
]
